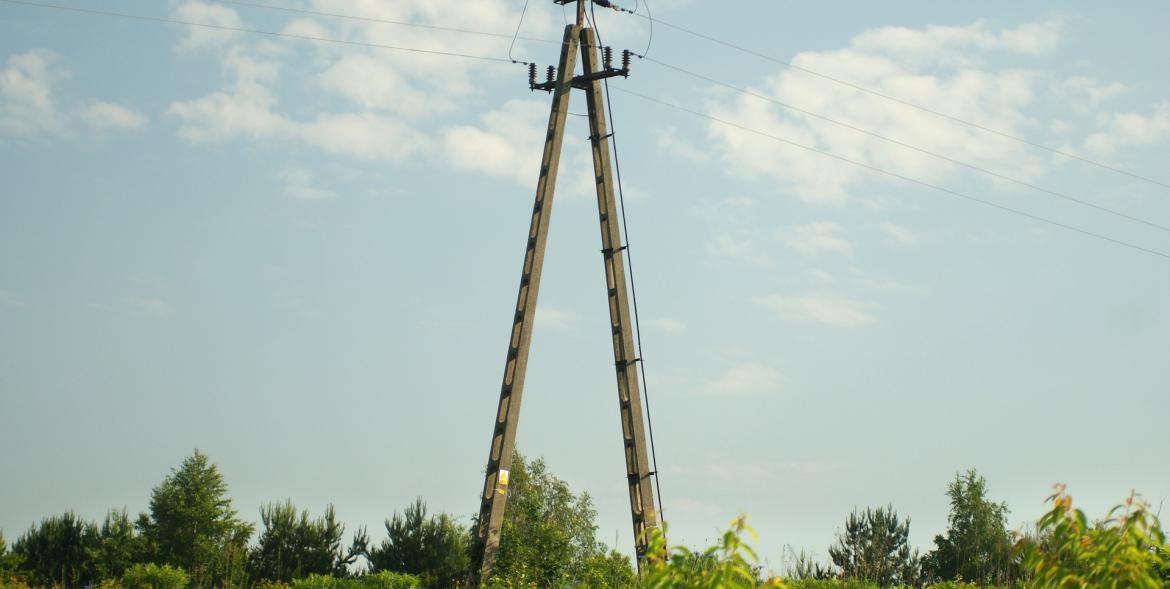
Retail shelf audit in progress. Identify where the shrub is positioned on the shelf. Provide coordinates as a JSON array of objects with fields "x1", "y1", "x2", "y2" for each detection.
[
  {"x1": 121, "y1": 563, "x2": 189, "y2": 589},
  {"x1": 290, "y1": 572, "x2": 420, "y2": 589},
  {"x1": 642, "y1": 516, "x2": 786, "y2": 588},
  {"x1": 1022, "y1": 486, "x2": 1169, "y2": 589}
]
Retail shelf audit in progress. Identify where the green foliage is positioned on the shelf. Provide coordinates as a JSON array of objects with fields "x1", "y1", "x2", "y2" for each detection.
[
  {"x1": 12, "y1": 511, "x2": 100, "y2": 589},
  {"x1": 139, "y1": 449, "x2": 254, "y2": 589},
  {"x1": 0, "y1": 530, "x2": 26, "y2": 582},
  {"x1": 1021, "y1": 486, "x2": 1169, "y2": 589},
  {"x1": 289, "y1": 571, "x2": 420, "y2": 589},
  {"x1": 924, "y1": 470, "x2": 1017, "y2": 586},
  {"x1": 121, "y1": 563, "x2": 189, "y2": 589},
  {"x1": 250, "y1": 501, "x2": 348, "y2": 582},
  {"x1": 367, "y1": 499, "x2": 469, "y2": 589},
  {"x1": 827, "y1": 505, "x2": 919, "y2": 586},
  {"x1": 96, "y1": 510, "x2": 147, "y2": 581},
  {"x1": 641, "y1": 516, "x2": 786, "y2": 588},
  {"x1": 784, "y1": 581, "x2": 879, "y2": 589},
  {"x1": 488, "y1": 453, "x2": 632, "y2": 588}
]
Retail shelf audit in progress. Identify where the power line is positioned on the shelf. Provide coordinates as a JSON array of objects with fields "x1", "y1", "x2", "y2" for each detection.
[
  {"x1": 637, "y1": 55, "x2": 1170, "y2": 235},
  {"x1": 625, "y1": 12, "x2": 1170, "y2": 191},
  {"x1": 507, "y1": 0, "x2": 533, "y2": 64},
  {"x1": 612, "y1": 87, "x2": 1170, "y2": 262},
  {"x1": 0, "y1": 0, "x2": 513, "y2": 63},
  {"x1": 217, "y1": 0, "x2": 559, "y2": 46}
]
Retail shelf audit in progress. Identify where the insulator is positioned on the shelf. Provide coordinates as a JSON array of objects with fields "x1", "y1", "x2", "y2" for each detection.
[
  {"x1": 546, "y1": 65, "x2": 555, "y2": 84},
  {"x1": 528, "y1": 63, "x2": 537, "y2": 87},
  {"x1": 603, "y1": 46, "x2": 614, "y2": 69},
  {"x1": 621, "y1": 50, "x2": 631, "y2": 72}
]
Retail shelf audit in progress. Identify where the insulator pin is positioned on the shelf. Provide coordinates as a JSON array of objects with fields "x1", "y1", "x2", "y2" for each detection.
[
  {"x1": 546, "y1": 65, "x2": 555, "y2": 84},
  {"x1": 621, "y1": 50, "x2": 631, "y2": 72},
  {"x1": 528, "y1": 63, "x2": 537, "y2": 88},
  {"x1": 604, "y1": 46, "x2": 614, "y2": 69}
]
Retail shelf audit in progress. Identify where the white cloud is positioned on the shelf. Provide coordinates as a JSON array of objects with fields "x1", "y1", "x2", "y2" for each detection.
[
  {"x1": 756, "y1": 294, "x2": 876, "y2": 327},
  {"x1": 648, "y1": 318, "x2": 687, "y2": 335},
  {"x1": 79, "y1": 102, "x2": 148, "y2": 129},
  {"x1": 850, "y1": 18, "x2": 1063, "y2": 60},
  {"x1": 441, "y1": 99, "x2": 546, "y2": 186},
  {"x1": 1082, "y1": 101, "x2": 1170, "y2": 157},
  {"x1": 174, "y1": 1, "x2": 245, "y2": 50},
  {"x1": 278, "y1": 168, "x2": 335, "y2": 200},
  {"x1": 705, "y1": 18, "x2": 1083, "y2": 204},
  {"x1": 879, "y1": 222, "x2": 918, "y2": 246},
  {"x1": 535, "y1": 306, "x2": 580, "y2": 330},
  {"x1": 704, "y1": 362, "x2": 782, "y2": 396},
  {"x1": 0, "y1": 49, "x2": 64, "y2": 135},
  {"x1": 781, "y1": 221, "x2": 852, "y2": 255},
  {"x1": 169, "y1": 50, "x2": 430, "y2": 161}
]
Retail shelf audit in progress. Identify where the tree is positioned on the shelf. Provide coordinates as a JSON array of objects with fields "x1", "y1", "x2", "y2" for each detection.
[
  {"x1": 250, "y1": 501, "x2": 349, "y2": 582},
  {"x1": 484, "y1": 452, "x2": 635, "y2": 588},
  {"x1": 138, "y1": 449, "x2": 254, "y2": 588},
  {"x1": 827, "y1": 505, "x2": 919, "y2": 586},
  {"x1": 923, "y1": 469, "x2": 1016, "y2": 585},
  {"x1": 12, "y1": 511, "x2": 100, "y2": 589},
  {"x1": 96, "y1": 509, "x2": 146, "y2": 581},
  {"x1": 1, "y1": 529, "x2": 25, "y2": 581},
  {"x1": 367, "y1": 499, "x2": 469, "y2": 589}
]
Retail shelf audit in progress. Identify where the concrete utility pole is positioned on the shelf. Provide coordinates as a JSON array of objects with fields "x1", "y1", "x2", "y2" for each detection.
[{"x1": 473, "y1": 1, "x2": 658, "y2": 584}]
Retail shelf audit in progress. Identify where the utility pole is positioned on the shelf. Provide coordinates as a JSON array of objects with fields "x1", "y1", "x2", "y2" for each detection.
[{"x1": 472, "y1": 1, "x2": 658, "y2": 585}]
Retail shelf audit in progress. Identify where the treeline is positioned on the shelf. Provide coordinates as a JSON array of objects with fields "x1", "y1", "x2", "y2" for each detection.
[{"x1": 2, "y1": 451, "x2": 1168, "y2": 589}]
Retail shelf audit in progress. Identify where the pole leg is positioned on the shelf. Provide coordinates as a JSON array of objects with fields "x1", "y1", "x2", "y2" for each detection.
[
  {"x1": 472, "y1": 24, "x2": 581, "y2": 587},
  {"x1": 579, "y1": 26, "x2": 659, "y2": 570}
]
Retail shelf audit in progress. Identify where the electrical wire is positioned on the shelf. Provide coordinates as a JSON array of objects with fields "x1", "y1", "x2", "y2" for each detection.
[
  {"x1": 0, "y1": 0, "x2": 514, "y2": 62},
  {"x1": 507, "y1": 0, "x2": 532, "y2": 64},
  {"x1": 612, "y1": 86, "x2": 1170, "y2": 262},
  {"x1": 636, "y1": 55, "x2": 1170, "y2": 235},
  {"x1": 217, "y1": 0, "x2": 559, "y2": 46},
  {"x1": 589, "y1": 0, "x2": 668, "y2": 536},
  {"x1": 623, "y1": 12, "x2": 1170, "y2": 190}
]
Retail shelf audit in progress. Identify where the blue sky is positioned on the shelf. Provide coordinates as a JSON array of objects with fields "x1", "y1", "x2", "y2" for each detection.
[{"x1": 2, "y1": 0, "x2": 1168, "y2": 572}]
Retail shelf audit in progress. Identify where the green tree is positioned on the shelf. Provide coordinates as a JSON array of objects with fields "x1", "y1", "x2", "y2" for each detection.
[
  {"x1": 1, "y1": 529, "x2": 27, "y2": 581},
  {"x1": 96, "y1": 509, "x2": 146, "y2": 581},
  {"x1": 485, "y1": 453, "x2": 635, "y2": 588},
  {"x1": 367, "y1": 499, "x2": 469, "y2": 589},
  {"x1": 250, "y1": 501, "x2": 348, "y2": 582},
  {"x1": 12, "y1": 511, "x2": 100, "y2": 589},
  {"x1": 827, "y1": 505, "x2": 919, "y2": 586},
  {"x1": 923, "y1": 469, "x2": 1016, "y2": 585},
  {"x1": 138, "y1": 449, "x2": 254, "y2": 589}
]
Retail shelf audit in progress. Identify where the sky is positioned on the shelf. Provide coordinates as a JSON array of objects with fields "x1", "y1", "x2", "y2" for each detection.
[{"x1": 1, "y1": 0, "x2": 1169, "y2": 574}]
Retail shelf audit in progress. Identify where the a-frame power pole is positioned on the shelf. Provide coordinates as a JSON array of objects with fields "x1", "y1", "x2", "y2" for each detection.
[{"x1": 474, "y1": 1, "x2": 658, "y2": 584}]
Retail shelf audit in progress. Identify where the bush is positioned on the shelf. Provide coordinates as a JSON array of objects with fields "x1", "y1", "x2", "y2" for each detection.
[
  {"x1": 121, "y1": 563, "x2": 189, "y2": 589},
  {"x1": 290, "y1": 572, "x2": 420, "y2": 589},
  {"x1": 1022, "y1": 486, "x2": 1168, "y2": 589},
  {"x1": 642, "y1": 516, "x2": 786, "y2": 588},
  {"x1": 785, "y1": 580, "x2": 879, "y2": 589}
]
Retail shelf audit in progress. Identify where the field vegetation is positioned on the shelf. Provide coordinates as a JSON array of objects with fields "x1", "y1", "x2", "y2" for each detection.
[{"x1": 1, "y1": 451, "x2": 1166, "y2": 589}]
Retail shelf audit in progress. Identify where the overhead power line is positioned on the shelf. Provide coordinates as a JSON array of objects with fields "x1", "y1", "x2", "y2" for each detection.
[
  {"x1": 626, "y1": 12, "x2": 1170, "y2": 190},
  {"x1": 216, "y1": 0, "x2": 560, "y2": 47},
  {"x1": 613, "y1": 87, "x2": 1170, "y2": 262},
  {"x1": 637, "y1": 55, "x2": 1170, "y2": 235},
  {"x1": 0, "y1": 0, "x2": 513, "y2": 62}
]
